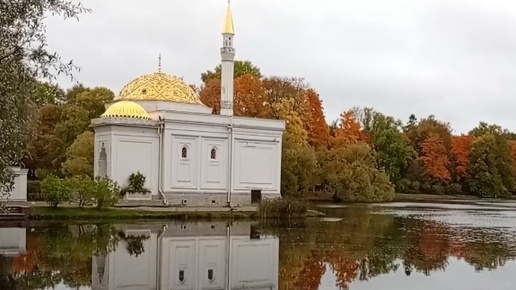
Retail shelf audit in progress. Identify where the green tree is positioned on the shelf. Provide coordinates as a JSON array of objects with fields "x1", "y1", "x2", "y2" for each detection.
[
  {"x1": 357, "y1": 108, "x2": 411, "y2": 184},
  {"x1": 24, "y1": 104, "x2": 62, "y2": 176},
  {"x1": 34, "y1": 81, "x2": 66, "y2": 105},
  {"x1": 464, "y1": 134, "x2": 515, "y2": 198},
  {"x1": 281, "y1": 142, "x2": 319, "y2": 197},
  {"x1": 51, "y1": 87, "x2": 114, "y2": 171},
  {"x1": 62, "y1": 131, "x2": 94, "y2": 178},
  {"x1": 201, "y1": 60, "x2": 262, "y2": 83},
  {"x1": 0, "y1": 1, "x2": 88, "y2": 209},
  {"x1": 320, "y1": 143, "x2": 395, "y2": 202}
]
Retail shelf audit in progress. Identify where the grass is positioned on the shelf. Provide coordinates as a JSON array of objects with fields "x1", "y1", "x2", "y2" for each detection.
[
  {"x1": 30, "y1": 207, "x2": 256, "y2": 221},
  {"x1": 258, "y1": 198, "x2": 308, "y2": 220}
]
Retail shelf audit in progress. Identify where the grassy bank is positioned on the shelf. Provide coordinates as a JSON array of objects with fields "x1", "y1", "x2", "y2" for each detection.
[
  {"x1": 394, "y1": 192, "x2": 516, "y2": 203},
  {"x1": 30, "y1": 207, "x2": 256, "y2": 221}
]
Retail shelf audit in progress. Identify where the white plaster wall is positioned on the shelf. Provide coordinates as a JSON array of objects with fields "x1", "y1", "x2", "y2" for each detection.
[
  {"x1": 163, "y1": 118, "x2": 230, "y2": 194},
  {"x1": 201, "y1": 138, "x2": 228, "y2": 190},
  {"x1": 3, "y1": 167, "x2": 28, "y2": 201},
  {"x1": 0, "y1": 228, "x2": 26, "y2": 256},
  {"x1": 97, "y1": 126, "x2": 159, "y2": 196},
  {"x1": 233, "y1": 139, "x2": 281, "y2": 194}
]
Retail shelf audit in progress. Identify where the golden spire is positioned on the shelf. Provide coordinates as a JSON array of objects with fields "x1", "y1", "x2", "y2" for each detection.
[
  {"x1": 158, "y1": 53, "x2": 162, "y2": 73},
  {"x1": 223, "y1": 0, "x2": 234, "y2": 34}
]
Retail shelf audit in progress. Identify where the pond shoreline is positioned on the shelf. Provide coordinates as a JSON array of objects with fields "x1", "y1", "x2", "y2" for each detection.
[
  {"x1": 6, "y1": 193, "x2": 515, "y2": 221},
  {"x1": 29, "y1": 206, "x2": 258, "y2": 221}
]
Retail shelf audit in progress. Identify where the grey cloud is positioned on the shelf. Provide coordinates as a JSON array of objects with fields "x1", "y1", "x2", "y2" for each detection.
[{"x1": 44, "y1": 0, "x2": 516, "y2": 133}]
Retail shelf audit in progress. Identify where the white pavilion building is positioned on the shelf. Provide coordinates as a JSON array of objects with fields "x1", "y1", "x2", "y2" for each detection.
[{"x1": 91, "y1": 3, "x2": 285, "y2": 207}]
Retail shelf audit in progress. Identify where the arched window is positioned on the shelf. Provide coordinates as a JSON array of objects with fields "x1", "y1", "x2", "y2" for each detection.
[
  {"x1": 208, "y1": 269, "x2": 215, "y2": 282},
  {"x1": 98, "y1": 143, "x2": 107, "y2": 178},
  {"x1": 179, "y1": 270, "x2": 186, "y2": 283},
  {"x1": 181, "y1": 146, "x2": 188, "y2": 159},
  {"x1": 210, "y1": 148, "x2": 217, "y2": 160}
]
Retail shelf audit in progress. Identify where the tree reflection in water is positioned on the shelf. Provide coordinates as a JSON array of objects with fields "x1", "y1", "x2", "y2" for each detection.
[
  {"x1": 262, "y1": 206, "x2": 516, "y2": 290},
  {"x1": 0, "y1": 209, "x2": 515, "y2": 290}
]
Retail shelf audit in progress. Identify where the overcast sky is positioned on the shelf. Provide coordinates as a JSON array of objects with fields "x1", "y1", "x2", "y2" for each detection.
[{"x1": 45, "y1": 0, "x2": 516, "y2": 134}]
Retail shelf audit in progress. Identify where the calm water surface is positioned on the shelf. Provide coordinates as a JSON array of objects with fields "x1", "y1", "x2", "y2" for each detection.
[{"x1": 1, "y1": 201, "x2": 516, "y2": 290}]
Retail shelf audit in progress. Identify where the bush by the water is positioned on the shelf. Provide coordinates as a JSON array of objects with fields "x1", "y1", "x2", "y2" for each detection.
[
  {"x1": 258, "y1": 198, "x2": 308, "y2": 219},
  {"x1": 320, "y1": 144, "x2": 395, "y2": 203},
  {"x1": 40, "y1": 175, "x2": 120, "y2": 208},
  {"x1": 40, "y1": 174, "x2": 70, "y2": 207}
]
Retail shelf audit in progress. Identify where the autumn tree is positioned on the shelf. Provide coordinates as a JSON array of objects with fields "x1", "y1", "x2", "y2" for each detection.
[
  {"x1": 332, "y1": 110, "x2": 367, "y2": 147},
  {"x1": 404, "y1": 115, "x2": 452, "y2": 154},
  {"x1": 199, "y1": 78, "x2": 222, "y2": 114},
  {"x1": 200, "y1": 74, "x2": 269, "y2": 117},
  {"x1": 0, "y1": 1, "x2": 88, "y2": 207},
  {"x1": 303, "y1": 89, "x2": 330, "y2": 148},
  {"x1": 233, "y1": 74, "x2": 268, "y2": 117},
  {"x1": 262, "y1": 77, "x2": 308, "y2": 118},
  {"x1": 419, "y1": 133, "x2": 451, "y2": 183},
  {"x1": 451, "y1": 135, "x2": 475, "y2": 182},
  {"x1": 201, "y1": 60, "x2": 262, "y2": 83}
]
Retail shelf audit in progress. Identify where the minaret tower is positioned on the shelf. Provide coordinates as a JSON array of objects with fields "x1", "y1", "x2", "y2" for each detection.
[{"x1": 220, "y1": 0, "x2": 235, "y2": 116}]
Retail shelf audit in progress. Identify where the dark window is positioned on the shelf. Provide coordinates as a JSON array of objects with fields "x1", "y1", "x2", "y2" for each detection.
[
  {"x1": 210, "y1": 148, "x2": 217, "y2": 160},
  {"x1": 181, "y1": 146, "x2": 188, "y2": 158},
  {"x1": 208, "y1": 269, "x2": 214, "y2": 282},
  {"x1": 179, "y1": 270, "x2": 185, "y2": 283}
]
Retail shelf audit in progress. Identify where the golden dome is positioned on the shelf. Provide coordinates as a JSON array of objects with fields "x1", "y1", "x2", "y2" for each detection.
[
  {"x1": 101, "y1": 101, "x2": 150, "y2": 119},
  {"x1": 115, "y1": 72, "x2": 202, "y2": 104}
]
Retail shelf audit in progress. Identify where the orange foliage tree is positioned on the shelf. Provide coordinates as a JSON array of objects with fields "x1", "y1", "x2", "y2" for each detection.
[
  {"x1": 304, "y1": 89, "x2": 330, "y2": 148},
  {"x1": 451, "y1": 135, "x2": 475, "y2": 181},
  {"x1": 332, "y1": 110, "x2": 367, "y2": 147},
  {"x1": 509, "y1": 140, "x2": 516, "y2": 163},
  {"x1": 233, "y1": 74, "x2": 268, "y2": 117},
  {"x1": 198, "y1": 78, "x2": 221, "y2": 114},
  {"x1": 419, "y1": 133, "x2": 451, "y2": 182}
]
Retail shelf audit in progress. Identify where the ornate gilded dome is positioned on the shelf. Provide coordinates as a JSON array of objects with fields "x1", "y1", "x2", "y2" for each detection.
[
  {"x1": 101, "y1": 101, "x2": 150, "y2": 119},
  {"x1": 115, "y1": 72, "x2": 202, "y2": 104}
]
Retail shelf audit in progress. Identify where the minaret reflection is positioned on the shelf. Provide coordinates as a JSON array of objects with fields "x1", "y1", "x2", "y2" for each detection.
[{"x1": 92, "y1": 221, "x2": 279, "y2": 290}]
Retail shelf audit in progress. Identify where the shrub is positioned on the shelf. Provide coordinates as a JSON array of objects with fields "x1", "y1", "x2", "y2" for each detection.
[
  {"x1": 432, "y1": 184, "x2": 445, "y2": 195},
  {"x1": 91, "y1": 177, "x2": 121, "y2": 209},
  {"x1": 444, "y1": 183, "x2": 462, "y2": 196},
  {"x1": 66, "y1": 176, "x2": 95, "y2": 208},
  {"x1": 27, "y1": 180, "x2": 44, "y2": 201},
  {"x1": 409, "y1": 181, "x2": 421, "y2": 192},
  {"x1": 258, "y1": 198, "x2": 307, "y2": 220},
  {"x1": 40, "y1": 174, "x2": 70, "y2": 208},
  {"x1": 121, "y1": 171, "x2": 150, "y2": 196},
  {"x1": 395, "y1": 178, "x2": 411, "y2": 193}
]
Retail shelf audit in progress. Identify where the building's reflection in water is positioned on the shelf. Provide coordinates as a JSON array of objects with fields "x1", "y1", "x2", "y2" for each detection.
[
  {"x1": 92, "y1": 222, "x2": 279, "y2": 290},
  {"x1": 0, "y1": 227, "x2": 26, "y2": 258}
]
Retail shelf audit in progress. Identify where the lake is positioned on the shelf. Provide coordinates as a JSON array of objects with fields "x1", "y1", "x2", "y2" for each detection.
[{"x1": 1, "y1": 201, "x2": 515, "y2": 290}]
